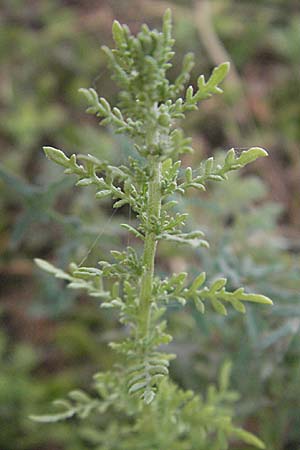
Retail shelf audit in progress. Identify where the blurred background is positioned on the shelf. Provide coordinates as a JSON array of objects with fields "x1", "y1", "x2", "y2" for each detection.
[{"x1": 0, "y1": 0, "x2": 299, "y2": 449}]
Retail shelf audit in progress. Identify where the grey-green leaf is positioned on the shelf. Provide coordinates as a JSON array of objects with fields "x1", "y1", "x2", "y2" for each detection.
[
  {"x1": 34, "y1": 258, "x2": 71, "y2": 281},
  {"x1": 43, "y1": 146, "x2": 70, "y2": 168},
  {"x1": 29, "y1": 410, "x2": 76, "y2": 423},
  {"x1": 233, "y1": 428, "x2": 266, "y2": 449},
  {"x1": 236, "y1": 147, "x2": 268, "y2": 166}
]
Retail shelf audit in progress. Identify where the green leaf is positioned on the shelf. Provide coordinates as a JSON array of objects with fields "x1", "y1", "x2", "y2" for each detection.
[
  {"x1": 34, "y1": 258, "x2": 71, "y2": 281},
  {"x1": 210, "y1": 278, "x2": 227, "y2": 293},
  {"x1": 95, "y1": 190, "x2": 111, "y2": 199},
  {"x1": 43, "y1": 146, "x2": 70, "y2": 168},
  {"x1": 159, "y1": 233, "x2": 209, "y2": 248},
  {"x1": 209, "y1": 62, "x2": 230, "y2": 87},
  {"x1": 218, "y1": 360, "x2": 232, "y2": 392},
  {"x1": 185, "y1": 167, "x2": 193, "y2": 183},
  {"x1": 233, "y1": 428, "x2": 266, "y2": 449},
  {"x1": 121, "y1": 223, "x2": 144, "y2": 239},
  {"x1": 113, "y1": 198, "x2": 129, "y2": 208},
  {"x1": 225, "y1": 148, "x2": 236, "y2": 165},
  {"x1": 205, "y1": 157, "x2": 214, "y2": 173},
  {"x1": 211, "y1": 299, "x2": 227, "y2": 315},
  {"x1": 171, "y1": 272, "x2": 188, "y2": 287},
  {"x1": 194, "y1": 297, "x2": 205, "y2": 313},
  {"x1": 68, "y1": 390, "x2": 91, "y2": 403},
  {"x1": 144, "y1": 390, "x2": 155, "y2": 404},
  {"x1": 231, "y1": 299, "x2": 246, "y2": 313},
  {"x1": 236, "y1": 147, "x2": 268, "y2": 166},
  {"x1": 190, "y1": 272, "x2": 206, "y2": 292},
  {"x1": 196, "y1": 62, "x2": 230, "y2": 100},
  {"x1": 162, "y1": 158, "x2": 172, "y2": 174},
  {"x1": 79, "y1": 87, "x2": 97, "y2": 104},
  {"x1": 241, "y1": 293, "x2": 273, "y2": 305},
  {"x1": 29, "y1": 410, "x2": 75, "y2": 423},
  {"x1": 162, "y1": 8, "x2": 172, "y2": 42},
  {"x1": 76, "y1": 178, "x2": 94, "y2": 186},
  {"x1": 128, "y1": 381, "x2": 148, "y2": 395},
  {"x1": 112, "y1": 20, "x2": 125, "y2": 47},
  {"x1": 189, "y1": 182, "x2": 206, "y2": 191}
]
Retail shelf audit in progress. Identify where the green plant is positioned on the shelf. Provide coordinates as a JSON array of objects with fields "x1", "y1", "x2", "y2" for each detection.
[
  {"x1": 0, "y1": 325, "x2": 83, "y2": 450},
  {"x1": 31, "y1": 11, "x2": 273, "y2": 449}
]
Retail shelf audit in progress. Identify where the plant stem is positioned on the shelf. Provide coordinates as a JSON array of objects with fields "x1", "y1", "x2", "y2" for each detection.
[{"x1": 139, "y1": 157, "x2": 161, "y2": 339}]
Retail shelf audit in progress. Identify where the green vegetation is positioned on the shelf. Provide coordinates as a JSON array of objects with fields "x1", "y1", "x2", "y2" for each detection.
[
  {"x1": 30, "y1": 11, "x2": 273, "y2": 449},
  {"x1": 1, "y1": 1, "x2": 299, "y2": 449}
]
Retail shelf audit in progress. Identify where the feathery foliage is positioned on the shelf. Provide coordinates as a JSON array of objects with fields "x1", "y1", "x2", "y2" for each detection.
[{"x1": 31, "y1": 10, "x2": 272, "y2": 449}]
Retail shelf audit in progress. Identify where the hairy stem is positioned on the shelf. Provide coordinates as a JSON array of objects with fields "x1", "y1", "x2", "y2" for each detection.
[{"x1": 139, "y1": 158, "x2": 162, "y2": 339}]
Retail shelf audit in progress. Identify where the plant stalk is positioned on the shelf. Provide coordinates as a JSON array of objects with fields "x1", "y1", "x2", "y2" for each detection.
[{"x1": 139, "y1": 158, "x2": 161, "y2": 339}]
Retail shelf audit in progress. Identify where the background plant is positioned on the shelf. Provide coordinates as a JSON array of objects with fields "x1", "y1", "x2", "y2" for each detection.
[{"x1": 172, "y1": 168, "x2": 300, "y2": 448}]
